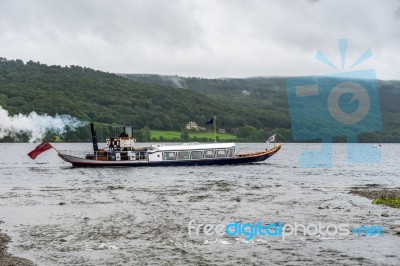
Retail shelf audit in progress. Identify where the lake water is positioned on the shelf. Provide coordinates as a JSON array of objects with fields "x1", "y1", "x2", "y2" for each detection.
[{"x1": 0, "y1": 143, "x2": 399, "y2": 265}]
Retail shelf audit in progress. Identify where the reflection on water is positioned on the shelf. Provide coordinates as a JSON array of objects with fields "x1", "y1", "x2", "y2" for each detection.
[{"x1": 0, "y1": 143, "x2": 399, "y2": 265}]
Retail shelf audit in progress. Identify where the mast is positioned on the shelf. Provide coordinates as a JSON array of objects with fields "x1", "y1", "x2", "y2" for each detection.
[{"x1": 213, "y1": 115, "x2": 217, "y2": 143}]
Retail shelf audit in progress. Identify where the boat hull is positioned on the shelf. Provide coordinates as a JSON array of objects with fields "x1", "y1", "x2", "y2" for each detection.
[{"x1": 58, "y1": 145, "x2": 281, "y2": 167}]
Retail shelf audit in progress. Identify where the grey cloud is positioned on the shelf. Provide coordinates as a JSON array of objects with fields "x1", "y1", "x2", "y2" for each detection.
[{"x1": 0, "y1": 0, "x2": 399, "y2": 79}]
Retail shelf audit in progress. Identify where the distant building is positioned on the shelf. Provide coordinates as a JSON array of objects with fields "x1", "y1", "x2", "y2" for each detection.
[
  {"x1": 218, "y1": 128, "x2": 226, "y2": 134},
  {"x1": 186, "y1": 122, "x2": 206, "y2": 131},
  {"x1": 186, "y1": 122, "x2": 199, "y2": 131}
]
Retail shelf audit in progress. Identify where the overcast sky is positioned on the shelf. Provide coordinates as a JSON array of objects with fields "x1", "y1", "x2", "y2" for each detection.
[{"x1": 1, "y1": 0, "x2": 399, "y2": 79}]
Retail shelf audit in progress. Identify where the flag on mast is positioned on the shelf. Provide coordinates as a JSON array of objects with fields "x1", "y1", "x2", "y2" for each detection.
[
  {"x1": 205, "y1": 116, "x2": 217, "y2": 142},
  {"x1": 27, "y1": 141, "x2": 53, "y2": 159},
  {"x1": 266, "y1": 134, "x2": 276, "y2": 143},
  {"x1": 205, "y1": 118, "x2": 214, "y2": 125}
]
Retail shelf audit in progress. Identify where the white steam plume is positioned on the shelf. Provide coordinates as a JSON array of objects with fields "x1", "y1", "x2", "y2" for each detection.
[{"x1": 0, "y1": 106, "x2": 86, "y2": 142}]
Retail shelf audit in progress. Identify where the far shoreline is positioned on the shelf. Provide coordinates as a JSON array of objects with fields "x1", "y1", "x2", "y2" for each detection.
[{"x1": 0, "y1": 141, "x2": 395, "y2": 144}]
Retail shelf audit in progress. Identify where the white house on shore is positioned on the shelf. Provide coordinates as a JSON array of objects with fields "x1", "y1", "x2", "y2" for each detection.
[{"x1": 185, "y1": 122, "x2": 206, "y2": 131}]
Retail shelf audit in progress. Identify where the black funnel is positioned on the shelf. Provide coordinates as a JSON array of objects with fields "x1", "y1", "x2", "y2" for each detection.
[{"x1": 90, "y1": 123, "x2": 99, "y2": 152}]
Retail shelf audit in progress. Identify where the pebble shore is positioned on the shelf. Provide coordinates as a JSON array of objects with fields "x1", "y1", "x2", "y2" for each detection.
[{"x1": 0, "y1": 230, "x2": 34, "y2": 266}]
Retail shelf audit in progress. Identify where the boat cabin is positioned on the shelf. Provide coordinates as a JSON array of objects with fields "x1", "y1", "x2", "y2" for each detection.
[{"x1": 85, "y1": 123, "x2": 236, "y2": 162}]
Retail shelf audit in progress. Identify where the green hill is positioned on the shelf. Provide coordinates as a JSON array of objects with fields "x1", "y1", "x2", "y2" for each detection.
[
  {"x1": 1, "y1": 58, "x2": 399, "y2": 142},
  {"x1": 0, "y1": 58, "x2": 282, "y2": 142},
  {"x1": 122, "y1": 74, "x2": 400, "y2": 142}
]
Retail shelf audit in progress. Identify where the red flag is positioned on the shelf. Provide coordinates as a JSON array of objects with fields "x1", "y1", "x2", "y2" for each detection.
[{"x1": 28, "y1": 142, "x2": 52, "y2": 159}]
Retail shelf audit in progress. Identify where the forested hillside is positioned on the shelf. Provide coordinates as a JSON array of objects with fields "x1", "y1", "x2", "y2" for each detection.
[
  {"x1": 122, "y1": 74, "x2": 400, "y2": 142},
  {"x1": 0, "y1": 58, "x2": 288, "y2": 142},
  {"x1": 1, "y1": 58, "x2": 399, "y2": 142}
]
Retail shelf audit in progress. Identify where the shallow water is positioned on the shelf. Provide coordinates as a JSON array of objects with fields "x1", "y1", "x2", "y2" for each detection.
[{"x1": 0, "y1": 143, "x2": 399, "y2": 265}]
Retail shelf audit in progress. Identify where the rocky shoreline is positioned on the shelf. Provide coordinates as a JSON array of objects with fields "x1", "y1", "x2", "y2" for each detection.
[
  {"x1": 0, "y1": 230, "x2": 34, "y2": 266},
  {"x1": 351, "y1": 187, "x2": 400, "y2": 208}
]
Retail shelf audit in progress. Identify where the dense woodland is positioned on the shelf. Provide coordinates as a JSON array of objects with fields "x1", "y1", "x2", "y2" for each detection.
[
  {"x1": 122, "y1": 74, "x2": 400, "y2": 143},
  {"x1": 0, "y1": 58, "x2": 399, "y2": 142}
]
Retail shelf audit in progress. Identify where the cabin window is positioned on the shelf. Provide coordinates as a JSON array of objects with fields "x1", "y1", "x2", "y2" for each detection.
[
  {"x1": 227, "y1": 148, "x2": 234, "y2": 157},
  {"x1": 204, "y1": 150, "x2": 215, "y2": 158},
  {"x1": 191, "y1": 150, "x2": 202, "y2": 160},
  {"x1": 177, "y1": 151, "x2": 190, "y2": 160},
  {"x1": 163, "y1": 152, "x2": 176, "y2": 160},
  {"x1": 216, "y1": 149, "x2": 227, "y2": 158}
]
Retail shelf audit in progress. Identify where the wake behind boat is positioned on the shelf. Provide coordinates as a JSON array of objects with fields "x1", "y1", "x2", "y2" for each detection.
[{"x1": 29, "y1": 123, "x2": 281, "y2": 167}]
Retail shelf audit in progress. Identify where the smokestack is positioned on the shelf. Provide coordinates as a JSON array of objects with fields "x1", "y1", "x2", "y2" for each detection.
[{"x1": 90, "y1": 123, "x2": 98, "y2": 152}]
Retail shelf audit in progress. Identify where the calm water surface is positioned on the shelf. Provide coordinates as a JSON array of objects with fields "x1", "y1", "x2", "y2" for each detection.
[{"x1": 0, "y1": 143, "x2": 399, "y2": 265}]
